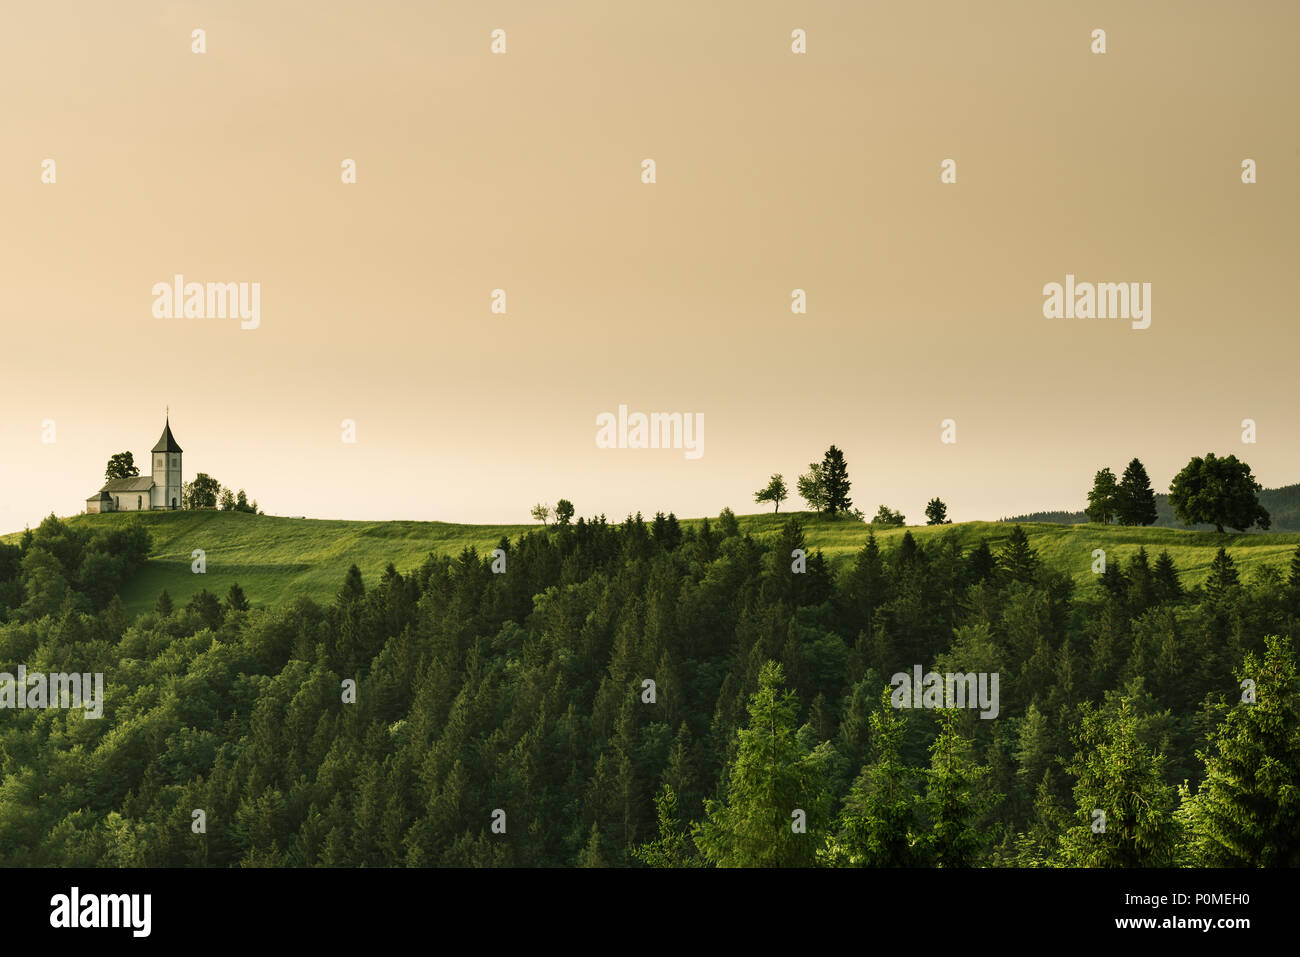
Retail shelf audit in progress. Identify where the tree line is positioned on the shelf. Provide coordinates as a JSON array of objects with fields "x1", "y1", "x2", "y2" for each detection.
[
  {"x1": 755, "y1": 446, "x2": 950, "y2": 527},
  {"x1": 1, "y1": 509, "x2": 1297, "y2": 866},
  {"x1": 1088, "y1": 453, "x2": 1268, "y2": 533}
]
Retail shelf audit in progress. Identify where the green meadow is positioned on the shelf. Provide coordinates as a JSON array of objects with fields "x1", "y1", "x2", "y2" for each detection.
[{"x1": 6, "y1": 509, "x2": 1299, "y2": 616}]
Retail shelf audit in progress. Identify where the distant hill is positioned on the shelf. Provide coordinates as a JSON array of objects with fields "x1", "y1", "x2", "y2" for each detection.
[
  {"x1": 1002, "y1": 483, "x2": 1300, "y2": 533},
  {"x1": 7, "y1": 509, "x2": 1300, "y2": 616}
]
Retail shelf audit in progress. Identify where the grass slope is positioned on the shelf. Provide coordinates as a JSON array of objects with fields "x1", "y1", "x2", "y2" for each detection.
[
  {"x1": 1002, "y1": 482, "x2": 1300, "y2": 533},
  {"x1": 6, "y1": 510, "x2": 1300, "y2": 616}
]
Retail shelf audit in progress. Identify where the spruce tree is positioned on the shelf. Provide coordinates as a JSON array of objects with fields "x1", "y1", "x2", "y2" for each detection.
[
  {"x1": 998, "y1": 526, "x2": 1039, "y2": 585},
  {"x1": 967, "y1": 540, "x2": 997, "y2": 583},
  {"x1": 1285, "y1": 544, "x2": 1300, "y2": 618},
  {"x1": 921, "y1": 708, "x2": 999, "y2": 866},
  {"x1": 1183, "y1": 634, "x2": 1300, "y2": 866},
  {"x1": 1061, "y1": 699, "x2": 1181, "y2": 866},
  {"x1": 1152, "y1": 549, "x2": 1182, "y2": 604},
  {"x1": 1126, "y1": 547, "x2": 1156, "y2": 615},
  {"x1": 1205, "y1": 547, "x2": 1240, "y2": 602},
  {"x1": 1116, "y1": 458, "x2": 1158, "y2": 526},
  {"x1": 821, "y1": 446, "x2": 852, "y2": 516},
  {"x1": 226, "y1": 582, "x2": 250, "y2": 612},
  {"x1": 828, "y1": 690, "x2": 919, "y2": 866},
  {"x1": 693, "y1": 662, "x2": 832, "y2": 866},
  {"x1": 633, "y1": 785, "x2": 698, "y2": 867}
]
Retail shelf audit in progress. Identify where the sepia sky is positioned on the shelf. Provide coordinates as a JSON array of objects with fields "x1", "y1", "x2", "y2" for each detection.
[{"x1": 2, "y1": 0, "x2": 1298, "y2": 532}]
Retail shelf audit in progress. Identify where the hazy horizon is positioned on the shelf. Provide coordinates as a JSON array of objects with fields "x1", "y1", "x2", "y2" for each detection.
[{"x1": 4, "y1": 1, "x2": 1298, "y2": 533}]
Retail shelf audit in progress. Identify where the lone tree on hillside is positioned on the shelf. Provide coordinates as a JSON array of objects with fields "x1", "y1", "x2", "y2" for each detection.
[
  {"x1": 530, "y1": 503, "x2": 550, "y2": 525},
  {"x1": 105, "y1": 452, "x2": 139, "y2": 481},
  {"x1": 1168, "y1": 452, "x2": 1270, "y2": 533},
  {"x1": 1085, "y1": 468, "x2": 1119, "y2": 524},
  {"x1": 924, "y1": 498, "x2": 951, "y2": 525},
  {"x1": 1115, "y1": 458, "x2": 1158, "y2": 526},
  {"x1": 754, "y1": 474, "x2": 789, "y2": 513},
  {"x1": 554, "y1": 499, "x2": 575, "y2": 526},
  {"x1": 821, "y1": 446, "x2": 853, "y2": 515}
]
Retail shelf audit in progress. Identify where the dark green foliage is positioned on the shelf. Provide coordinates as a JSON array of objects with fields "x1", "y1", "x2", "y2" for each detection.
[
  {"x1": 873, "y1": 505, "x2": 905, "y2": 528},
  {"x1": 1153, "y1": 550, "x2": 1182, "y2": 604},
  {"x1": 1183, "y1": 634, "x2": 1300, "y2": 866},
  {"x1": 226, "y1": 583, "x2": 250, "y2": 613},
  {"x1": 185, "y1": 473, "x2": 221, "y2": 510},
  {"x1": 1205, "y1": 547, "x2": 1240, "y2": 602},
  {"x1": 998, "y1": 525, "x2": 1039, "y2": 585},
  {"x1": 924, "y1": 498, "x2": 950, "y2": 525},
  {"x1": 554, "y1": 499, "x2": 575, "y2": 526},
  {"x1": 922, "y1": 708, "x2": 1000, "y2": 866},
  {"x1": 105, "y1": 452, "x2": 139, "y2": 481},
  {"x1": 1061, "y1": 699, "x2": 1181, "y2": 866},
  {"x1": 1169, "y1": 453, "x2": 1271, "y2": 533},
  {"x1": 828, "y1": 690, "x2": 919, "y2": 866},
  {"x1": 0, "y1": 508, "x2": 1292, "y2": 868},
  {"x1": 1086, "y1": 468, "x2": 1119, "y2": 524},
  {"x1": 821, "y1": 446, "x2": 852, "y2": 516},
  {"x1": 1116, "y1": 458, "x2": 1158, "y2": 526},
  {"x1": 693, "y1": 662, "x2": 832, "y2": 866}
]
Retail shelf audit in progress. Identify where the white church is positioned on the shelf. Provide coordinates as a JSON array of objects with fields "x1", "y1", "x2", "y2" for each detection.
[{"x1": 86, "y1": 417, "x2": 183, "y2": 513}]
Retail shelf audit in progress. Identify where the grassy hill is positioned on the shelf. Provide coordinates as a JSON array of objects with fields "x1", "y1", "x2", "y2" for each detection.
[
  {"x1": 6, "y1": 510, "x2": 1300, "y2": 616},
  {"x1": 1002, "y1": 483, "x2": 1300, "y2": 532}
]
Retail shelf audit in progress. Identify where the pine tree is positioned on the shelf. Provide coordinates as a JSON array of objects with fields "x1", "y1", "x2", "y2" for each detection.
[
  {"x1": 1205, "y1": 547, "x2": 1240, "y2": 602},
  {"x1": 821, "y1": 446, "x2": 853, "y2": 516},
  {"x1": 1126, "y1": 547, "x2": 1156, "y2": 615},
  {"x1": 1285, "y1": 545, "x2": 1300, "y2": 618},
  {"x1": 155, "y1": 588, "x2": 173, "y2": 617},
  {"x1": 579, "y1": 823, "x2": 608, "y2": 867},
  {"x1": 1013, "y1": 769, "x2": 1070, "y2": 866},
  {"x1": 828, "y1": 690, "x2": 920, "y2": 866},
  {"x1": 1060, "y1": 699, "x2": 1181, "y2": 866},
  {"x1": 1183, "y1": 634, "x2": 1300, "y2": 866},
  {"x1": 921, "y1": 708, "x2": 999, "y2": 866},
  {"x1": 632, "y1": 785, "x2": 698, "y2": 867},
  {"x1": 1116, "y1": 458, "x2": 1158, "y2": 526},
  {"x1": 998, "y1": 526, "x2": 1039, "y2": 585},
  {"x1": 967, "y1": 541, "x2": 997, "y2": 583},
  {"x1": 693, "y1": 662, "x2": 832, "y2": 866},
  {"x1": 845, "y1": 533, "x2": 886, "y2": 638},
  {"x1": 226, "y1": 582, "x2": 250, "y2": 613},
  {"x1": 1152, "y1": 550, "x2": 1182, "y2": 604}
]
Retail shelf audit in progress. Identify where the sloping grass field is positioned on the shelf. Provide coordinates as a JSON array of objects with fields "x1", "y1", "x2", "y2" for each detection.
[{"x1": 5, "y1": 509, "x2": 1299, "y2": 616}]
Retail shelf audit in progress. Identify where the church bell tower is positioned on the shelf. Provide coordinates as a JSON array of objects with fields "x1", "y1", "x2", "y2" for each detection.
[{"x1": 151, "y1": 414, "x2": 183, "y2": 509}]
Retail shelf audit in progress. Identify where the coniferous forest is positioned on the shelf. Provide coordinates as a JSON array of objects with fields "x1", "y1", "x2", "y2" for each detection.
[{"x1": 1, "y1": 510, "x2": 1298, "y2": 868}]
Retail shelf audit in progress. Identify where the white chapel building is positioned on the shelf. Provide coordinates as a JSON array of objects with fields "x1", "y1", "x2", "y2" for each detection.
[{"x1": 86, "y1": 417, "x2": 184, "y2": 513}]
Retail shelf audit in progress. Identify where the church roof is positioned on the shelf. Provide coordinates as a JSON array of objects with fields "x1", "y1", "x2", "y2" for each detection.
[
  {"x1": 101, "y1": 476, "x2": 155, "y2": 493},
  {"x1": 152, "y1": 418, "x2": 183, "y2": 453},
  {"x1": 86, "y1": 491, "x2": 113, "y2": 502}
]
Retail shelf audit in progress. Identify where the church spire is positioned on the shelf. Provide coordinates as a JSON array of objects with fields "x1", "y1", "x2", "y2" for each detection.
[{"x1": 152, "y1": 415, "x2": 183, "y2": 453}]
